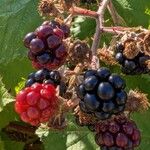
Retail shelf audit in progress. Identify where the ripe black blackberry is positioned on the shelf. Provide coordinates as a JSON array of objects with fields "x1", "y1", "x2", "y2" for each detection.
[
  {"x1": 95, "y1": 116, "x2": 141, "y2": 150},
  {"x1": 24, "y1": 20, "x2": 70, "y2": 70},
  {"x1": 25, "y1": 69, "x2": 61, "y2": 87},
  {"x1": 114, "y1": 43, "x2": 150, "y2": 75},
  {"x1": 77, "y1": 67, "x2": 127, "y2": 120}
]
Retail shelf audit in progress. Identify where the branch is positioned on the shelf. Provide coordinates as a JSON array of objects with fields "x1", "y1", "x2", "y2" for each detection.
[
  {"x1": 101, "y1": 27, "x2": 127, "y2": 34},
  {"x1": 69, "y1": 6, "x2": 98, "y2": 19},
  {"x1": 90, "y1": 0, "x2": 110, "y2": 69}
]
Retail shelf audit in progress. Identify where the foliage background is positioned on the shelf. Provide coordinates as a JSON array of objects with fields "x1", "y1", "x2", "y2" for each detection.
[{"x1": 0, "y1": 0, "x2": 150, "y2": 149}]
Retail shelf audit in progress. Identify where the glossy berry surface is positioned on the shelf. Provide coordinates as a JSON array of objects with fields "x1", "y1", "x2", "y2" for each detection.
[
  {"x1": 15, "y1": 83, "x2": 58, "y2": 126},
  {"x1": 95, "y1": 116, "x2": 141, "y2": 150},
  {"x1": 77, "y1": 67, "x2": 127, "y2": 120},
  {"x1": 114, "y1": 43, "x2": 150, "y2": 75},
  {"x1": 23, "y1": 20, "x2": 70, "y2": 70},
  {"x1": 23, "y1": 32, "x2": 36, "y2": 48},
  {"x1": 25, "y1": 69, "x2": 61, "y2": 87}
]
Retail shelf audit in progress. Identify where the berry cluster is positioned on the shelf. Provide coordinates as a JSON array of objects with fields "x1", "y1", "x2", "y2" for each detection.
[
  {"x1": 24, "y1": 20, "x2": 70, "y2": 70},
  {"x1": 95, "y1": 116, "x2": 141, "y2": 150},
  {"x1": 77, "y1": 67, "x2": 127, "y2": 120},
  {"x1": 15, "y1": 83, "x2": 58, "y2": 126},
  {"x1": 115, "y1": 43, "x2": 150, "y2": 75},
  {"x1": 25, "y1": 68, "x2": 61, "y2": 87}
]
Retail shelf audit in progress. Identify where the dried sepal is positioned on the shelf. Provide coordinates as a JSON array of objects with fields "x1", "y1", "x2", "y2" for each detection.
[
  {"x1": 38, "y1": 0, "x2": 64, "y2": 18},
  {"x1": 61, "y1": 0, "x2": 80, "y2": 10},
  {"x1": 126, "y1": 90, "x2": 150, "y2": 112},
  {"x1": 68, "y1": 63, "x2": 85, "y2": 90},
  {"x1": 48, "y1": 113, "x2": 67, "y2": 130},
  {"x1": 68, "y1": 40, "x2": 92, "y2": 65},
  {"x1": 147, "y1": 60, "x2": 150, "y2": 70},
  {"x1": 143, "y1": 32, "x2": 150, "y2": 56},
  {"x1": 75, "y1": 106, "x2": 97, "y2": 125},
  {"x1": 123, "y1": 39, "x2": 140, "y2": 59},
  {"x1": 97, "y1": 47, "x2": 117, "y2": 65}
]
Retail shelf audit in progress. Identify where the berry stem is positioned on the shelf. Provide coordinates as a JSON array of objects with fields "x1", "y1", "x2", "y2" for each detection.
[
  {"x1": 101, "y1": 27, "x2": 125, "y2": 34},
  {"x1": 69, "y1": 6, "x2": 98, "y2": 19},
  {"x1": 90, "y1": 0, "x2": 110, "y2": 69}
]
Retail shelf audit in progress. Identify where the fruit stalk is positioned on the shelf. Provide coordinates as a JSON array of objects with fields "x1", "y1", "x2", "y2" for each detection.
[
  {"x1": 69, "y1": 6, "x2": 98, "y2": 19},
  {"x1": 90, "y1": 0, "x2": 110, "y2": 69}
]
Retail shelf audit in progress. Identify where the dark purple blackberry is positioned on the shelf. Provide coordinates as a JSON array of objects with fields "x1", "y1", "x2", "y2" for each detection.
[
  {"x1": 37, "y1": 53, "x2": 52, "y2": 64},
  {"x1": 95, "y1": 116, "x2": 141, "y2": 150},
  {"x1": 36, "y1": 25, "x2": 53, "y2": 39},
  {"x1": 24, "y1": 32, "x2": 36, "y2": 48},
  {"x1": 30, "y1": 38, "x2": 45, "y2": 54},
  {"x1": 24, "y1": 20, "x2": 70, "y2": 70},
  {"x1": 77, "y1": 67, "x2": 127, "y2": 120}
]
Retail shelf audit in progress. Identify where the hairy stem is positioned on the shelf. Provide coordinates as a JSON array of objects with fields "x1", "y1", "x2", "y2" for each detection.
[
  {"x1": 90, "y1": 0, "x2": 110, "y2": 69},
  {"x1": 69, "y1": 6, "x2": 98, "y2": 19}
]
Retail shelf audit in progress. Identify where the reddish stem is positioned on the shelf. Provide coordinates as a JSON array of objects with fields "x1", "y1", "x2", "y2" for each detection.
[{"x1": 69, "y1": 6, "x2": 98, "y2": 19}]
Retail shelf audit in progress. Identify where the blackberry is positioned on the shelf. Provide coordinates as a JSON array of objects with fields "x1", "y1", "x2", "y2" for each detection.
[
  {"x1": 77, "y1": 67, "x2": 127, "y2": 120},
  {"x1": 24, "y1": 32, "x2": 36, "y2": 48},
  {"x1": 25, "y1": 69, "x2": 61, "y2": 87},
  {"x1": 15, "y1": 83, "x2": 58, "y2": 126},
  {"x1": 23, "y1": 20, "x2": 70, "y2": 70},
  {"x1": 114, "y1": 43, "x2": 150, "y2": 75},
  {"x1": 95, "y1": 116, "x2": 141, "y2": 150}
]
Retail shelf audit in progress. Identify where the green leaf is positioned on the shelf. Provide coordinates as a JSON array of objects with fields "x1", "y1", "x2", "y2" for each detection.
[
  {"x1": 0, "y1": 102, "x2": 19, "y2": 129},
  {"x1": 0, "y1": 77, "x2": 14, "y2": 112},
  {"x1": 37, "y1": 119, "x2": 99, "y2": 150},
  {"x1": 0, "y1": 0, "x2": 42, "y2": 64},
  {"x1": 0, "y1": 58, "x2": 33, "y2": 95},
  {"x1": 71, "y1": 16, "x2": 96, "y2": 41},
  {"x1": 0, "y1": 137, "x2": 5, "y2": 150},
  {"x1": 132, "y1": 110, "x2": 150, "y2": 150},
  {"x1": 15, "y1": 78, "x2": 26, "y2": 94},
  {"x1": 3, "y1": 140, "x2": 24, "y2": 150},
  {"x1": 0, "y1": 0, "x2": 42, "y2": 94},
  {"x1": 113, "y1": 0, "x2": 150, "y2": 27}
]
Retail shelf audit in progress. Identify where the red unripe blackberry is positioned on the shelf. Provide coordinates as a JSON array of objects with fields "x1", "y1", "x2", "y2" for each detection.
[
  {"x1": 95, "y1": 116, "x2": 141, "y2": 150},
  {"x1": 15, "y1": 83, "x2": 58, "y2": 126}
]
